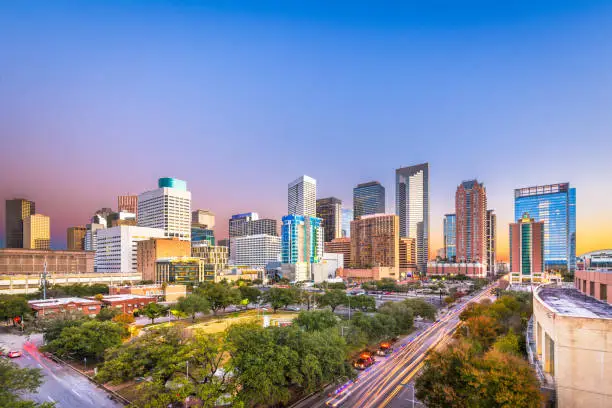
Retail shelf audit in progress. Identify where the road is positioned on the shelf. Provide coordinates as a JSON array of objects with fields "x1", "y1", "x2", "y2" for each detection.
[
  {"x1": 292, "y1": 283, "x2": 496, "y2": 408},
  {"x1": 0, "y1": 332, "x2": 122, "y2": 408}
]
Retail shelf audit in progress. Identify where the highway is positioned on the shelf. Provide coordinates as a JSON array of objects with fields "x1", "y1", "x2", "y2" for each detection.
[
  {"x1": 292, "y1": 283, "x2": 496, "y2": 408},
  {"x1": 0, "y1": 332, "x2": 122, "y2": 408}
]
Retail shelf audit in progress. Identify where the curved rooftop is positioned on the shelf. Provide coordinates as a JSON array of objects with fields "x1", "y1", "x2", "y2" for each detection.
[{"x1": 536, "y1": 286, "x2": 612, "y2": 319}]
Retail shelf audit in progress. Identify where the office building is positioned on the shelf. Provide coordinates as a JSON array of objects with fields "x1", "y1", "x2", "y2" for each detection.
[
  {"x1": 575, "y1": 269, "x2": 612, "y2": 305},
  {"x1": 138, "y1": 177, "x2": 191, "y2": 241},
  {"x1": 0, "y1": 248, "x2": 94, "y2": 275},
  {"x1": 67, "y1": 226, "x2": 87, "y2": 250},
  {"x1": 228, "y1": 213, "x2": 277, "y2": 238},
  {"x1": 350, "y1": 214, "x2": 399, "y2": 277},
  {"x1": 426, "y1": 261, "x2": 487, "y2": 278},
  {"x1": 324, "y1": 237, "x2": 351, "y2": 268},
  {"x1": 514, "y1": 183, "x2": 576, "y2": 272},
  {"x1": 1, "y1": 272, "x2": 140, "y2": 295},
  {"x1": 509, "y1": 213, "x2": 545, "y2": 284},
  {"x1": 191, "y1": 226, "x2": 215, "y2": 246},
  {"x1": 288, "y1": 175, "x2": 317, "y2": 217},
  {"x1": 95, "y1": 225, "x2": 165, "y2": 273},
  {"x1": 443, "y1": 213, "x2": 456, "y2": 261},
  {"x1": 231, "y1": 234, "x2": 281, "y2": 269},
  {"x1": 84, "y1": 223, "x2": 105, "y2": 252},
  {"x1": 23, "y1": 214, "x2": 50, "y2": 250},
  {"x1": 156, "y1": 257, "x2": 205, "y2": 285},
  {"x1": 108, "y1": 212, "x2": 137, "y2": 227},
  {"x1": 28, "y1": 298, "x2": 102, "y2": 318},
  {"x1": 578, "y1": 249, "x2": 612, "y2": 271},
  {"x1": 341, "y1": 208, "x2": 353, "y2": 237},
  {"x1": 455, "y1": 180, "x2": 487, "y2": 266},
  {"x1": 396, "y1": 163, "x2": 429, "y2": 273},
  {"x1": 399, "y1": 237, "x2": 417, "y2": 274},
  {"x1": 216, "y1": 266, "x2": 263, "y2": 283},
  {"x1": 486, "y1": 209, "x2": 497, "y2": 276},
  {"x1": 353, "y1": 181, "x2": 385, "y2": 219},
  {"x1": 5, "y1": 199, "x2": 35, "y2": 248},
  {"x1": 137, "y1": 238, "x2": 191, "y2": 282},
  {"x1": 316, "y1": 197, "x2": 342, "y2": 242},
  {"x1": 217, "y1": 239, "x2": 229, "y2": 248},
  {"x1": 191, "y1": 242, "x2": 228, "y2": 277},
  {"x1": 192, "y1": 209, "x2": 215, "y2": 229},
  {"x1": 117, "y1": 195, "x2": 138, "y2": 217},
  {"x1": 312, "y1": 253, "x2": 344, "y2": 283},
  {"x1": 281, "y1": 215, "x2": 323, "y2": 264}
]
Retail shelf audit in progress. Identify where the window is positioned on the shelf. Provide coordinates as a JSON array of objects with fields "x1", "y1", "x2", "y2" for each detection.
[
  {"x1": 88, "y1": 306, "x2": 97, "y2": 311},
  {"x1": 600, "y1": 284, "x2": 607, "y2": 302},
  {"x1": 590, "y1": 281, "x2": 595, "y2": 296}
]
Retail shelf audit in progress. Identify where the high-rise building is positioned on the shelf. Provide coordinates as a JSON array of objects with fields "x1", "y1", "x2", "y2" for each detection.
[
  {"x1": 455, "y1": 180, "x2": 487, "y2": 266},
  {"x1": 67, "y1": 226, "x2": 87, "y2": 250},
  {"x1": 108, "y1": 212, "x2": 137, "y2": 227},
  {"x1": 23, "y1": 214, "x2": 50, "y2": 250},
  {"x1": 231, "y1": 234, "x2": 281, "y2": 269},
  {"x1": 396, "y1": 163, "x2": 429, "y2": 273},
  {"x1": 281, "y1": 215, "x2": 323, "y2": 264},
  {"x1": 341, "y1": 208, "x2": 353, "y2": 237},
  {"x1": 191, "y1": 242, "x2": 228, "y2": 278},
  {"x1": 324, "y1": 237, "x2": 351, "y2": 268},
  {"x1": 156, "y1": 257, "x2": 205, "y2": 285},
  {"x1": 5, "y1": 199, "x2": 35, "y2": 248},
  {"x1": 192, "y1": 209, "x2": 215, "y2": 229},
  {"x1": 316, "y1": 197, "x2": 342, "y2": 242},
  {"x1": 84, "y1": 223, "x2": 105, "y2": 252},
  {"x1": 118, "y1": 195, "x2": 138, "y2": 217},
  {"x1": 228, "y1": 213, "x2": 277, "y2": 238},
  {"x1": 486, "y1": 209, "x2": 497, "y2": 275},
  {"x1": 191, "y1": 227, "x2": 215, "y2": 246},
  {"x1": 138, "y1": 177, "x2": 191, "y2": 241},
  {"x1": 288, "y1": 175, "x2": 317, "y2": 217},
  {"x1": 95, "y1": 225, "x2": 165, "y2": 272},
  {"x1": 353, "y1": 181, "x2": 385, "y2": 219},
  {"x1": 514, "y1": 183, "x2": 576, "y2": 272},
  {"x1": 350, "y1": 214, "x2": 399, "y2": 274},
  {"x1": 443, "y1": 213, "x2": 456, "y2": 261},
  {"x1": 399, "y1": 237, "x2": 417, "y2": 273},
  {"x1": 509, "y1": 213, "x2": 544, "y2": 283},
  {"x1": 137, "y1": 238, "x2": 191, "y2": 282}
]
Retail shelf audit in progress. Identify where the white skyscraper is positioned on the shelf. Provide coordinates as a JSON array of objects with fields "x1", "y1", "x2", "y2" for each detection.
[
  {"x1": 232, "y1": 234, "x2": 281, "y2": 269},
  {"x1": 138, "y1": 178, "x2": 191, "y2": 241},
  {"x1": 288, "y1": 175, "x2": 317, "y2": 217},
  {"x1": 95, "y1": 225, "x2": 165, "y2": 272}
]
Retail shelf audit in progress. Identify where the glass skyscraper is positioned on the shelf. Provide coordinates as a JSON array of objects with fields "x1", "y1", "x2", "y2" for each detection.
[
  {"x1": 341, "y1": 208, "x2": 353, "y2": 237},
  {"x1": 514, "y1": 183, "x2": 576, "y2": 272},
  {"x1": 443, "y1": 213, "x2": 456, "y2": 261},
  {"x1": 281, "y1": 215, "x2": 323, "y2": 264},
  {"x1": 353, "y1": 181, "x2": 385, "y2": 219}
]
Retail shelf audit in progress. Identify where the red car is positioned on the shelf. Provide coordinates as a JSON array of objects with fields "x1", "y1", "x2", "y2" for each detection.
[{"x1": 7, "y1": 350, "x2": 22, "y2": 358}]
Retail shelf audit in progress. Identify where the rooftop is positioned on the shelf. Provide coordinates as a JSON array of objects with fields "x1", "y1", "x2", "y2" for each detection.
[
  {"x1": 537, "y1": 287, "x2": 612, "y2": 319},
  {"x1": 98, "y1": 294, "x2": 156, "y2": 302},
  {"x1": 28, "y1": 297, "x2": 100, "y2": 307}
]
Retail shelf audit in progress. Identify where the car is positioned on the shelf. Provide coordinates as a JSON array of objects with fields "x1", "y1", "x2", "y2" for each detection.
[
  {"x1": 286, "y1": 306, "x2": 301, "y2": 311},
  {"x1": 7, "y1": 350, "x2": 22, "y2": 358}
]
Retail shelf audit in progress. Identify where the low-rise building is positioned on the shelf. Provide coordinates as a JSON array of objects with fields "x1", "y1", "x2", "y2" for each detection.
[
  {"x1": 311, "y1": 253, "x2": 344, "y2": 283},
  {"x1": 94, "y1": 294, "x2": 157, "y2": 314},
  {"x1": 216, "y1": 266, "x2": 263, "y2": 283},
  {"x1": 426, "y1": 261, "x2": 487, "y2": 278},
  {"x1": 156, "y1": 257, "x2": 205, "y2": 285},
  {"x1": 28, "y1": 297, "x2": 101, "y2": 317},
  {"x1": 336, "y1": 266, "x2": 396, "y2": 282},
  {"x1": 109, "y1": 283, "x2": 187, "y2": 302},
  {"x1": 0, "y1": 248, "x2": 95, "y2": 275},
  {"x1": 575, "y1": 270, "x2": 612, "y2": 305},
  {"x1": 324, "y1": 237, "x2": 351, "y2": 268}
]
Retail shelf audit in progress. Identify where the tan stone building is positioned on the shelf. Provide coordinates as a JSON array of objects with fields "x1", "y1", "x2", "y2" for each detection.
[
  {"x1": 531, "y1": 285, "x2": 612, "y2": 408},
  {"x1": 324, "y1": 237, "x2": 351, "y2": 268},
  {"x1": 0, "y1": 248, "x2": 94, "y2": 275},
  {"x1": 67, "y1": 226, "x2": 87, "y2": 250},
  {"x1": 191, "y1": 243, "x2": 228, "y2": 278},
  {"x1": 23, "y1": 214, "x2": 50, "y2": 250},
  {"x1": 109, "y1": 283, "x2": 187, "y2": 302},
  {"x1": 399, "y1": 237, "x2": 417, "y2": 273},
  {"x1": 350, "y1": 214, "x2": 399, "y2": 274},
  {"x1": 137, "y1": 238, "x2": 191, "y2": 282}
]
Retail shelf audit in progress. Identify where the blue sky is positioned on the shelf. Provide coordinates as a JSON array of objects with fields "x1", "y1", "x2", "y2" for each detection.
[{"x1": 1, "y1": 1, "x2": 611, "y2": 256}]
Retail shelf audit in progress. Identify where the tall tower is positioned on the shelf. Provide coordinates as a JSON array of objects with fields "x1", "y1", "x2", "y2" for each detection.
[
  {"x1": 288, "y1": 175, "x2": 317, "y2": 217},
  {"x1": 118, "y1": 195, "x2": 138, "y2": 217},
  {"x1": 5, "y1": 199, "x2": 36, "y2": 248},
  {"x1": 443, "y1": 213, "x2": 456, "y2": 261},
  {"x1": 510, "y1": 213, "x2": 544, "y2": 283},
  {"x1": 486, "y1": 209, "x2": 497, "y2": 275},
  {"x1": 23, "y1": 214, "x2": 51, "y2": 250},
  {"x1": 396, "y1": 163, "x2": 429, "y2": 273},
  {"x1": 455, "y1": 180, "x2": 487, "y2": 266},
  {"x1": 353, "y1": 181, "x2": 385, "y2": 219},
  {"x1": 316, "y1": 197, "x2": 342, "y2": 242},
  {"x1": 138, "y1": 177, "x2": 191, "y2": 241}
]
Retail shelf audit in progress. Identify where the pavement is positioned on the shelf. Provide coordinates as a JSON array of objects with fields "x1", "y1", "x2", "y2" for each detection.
[{"x1": 0, "y1": 331, "x2": 122, "y2": 408}]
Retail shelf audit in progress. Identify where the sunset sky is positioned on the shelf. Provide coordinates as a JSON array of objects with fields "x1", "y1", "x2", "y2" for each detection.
[{"x1": 1, "y1": 1, "x2": 612, "y2": 260}]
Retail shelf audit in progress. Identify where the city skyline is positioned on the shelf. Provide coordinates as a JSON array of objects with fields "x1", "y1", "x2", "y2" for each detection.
[{"x1": 2, "y1": 2, "x2": 612, "y2": 259}]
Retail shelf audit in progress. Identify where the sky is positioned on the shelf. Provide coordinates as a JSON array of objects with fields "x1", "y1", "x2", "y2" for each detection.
[{"x1": 1, "y1": 1, "x2": 612, "y2": 260}]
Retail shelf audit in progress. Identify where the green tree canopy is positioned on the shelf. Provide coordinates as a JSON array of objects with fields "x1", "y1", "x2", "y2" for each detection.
[
  {"x1": 175, "y1": 294, "x2": 210, "y2": 322},
  {"x1": 402, "y1": 298, "x2": 437, "y2": 320},
  {"x1": 318, "y1": 289, "x2": 347, "y2": 312},
  {"x1": 141, "y1": 302, "x2": 168, "y2": 324},
  {"x1": 294, "y1": 310, "x2": 338, "y2": 332},
  {"x1": 0, "y1": 358, "x2": 54, "y2": 408},
  {"x1": 0, "y1": 295, "x2": 31, "y2": 324},
  {"x1": 95, "y1": 307, "x2": 120, "y2": 322},
  {"x1": 44, "y1": 320, "x2": 126, "y2": 361},
  {"x1": 378, "y1": 301, "x2": 414, "y2": 334},
  {"x1": 238, "y1": 286, "x2": 262, "y2": 305},
  {"x1": 198, "y1": 283, "x2": 241, "y2": 314},
  {"x1": 263, "y1": 288, "x2": 299, "y2": 312}
]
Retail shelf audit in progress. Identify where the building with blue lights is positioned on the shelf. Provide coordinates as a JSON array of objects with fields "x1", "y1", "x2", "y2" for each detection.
[{"x1": 443, "y1": 213, "x2": 456, "y2": 261}]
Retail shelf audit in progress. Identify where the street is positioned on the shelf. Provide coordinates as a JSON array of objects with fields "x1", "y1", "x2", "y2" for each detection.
[{"x1": 0, "y1": 332, "x2": 122, "y2": 408}]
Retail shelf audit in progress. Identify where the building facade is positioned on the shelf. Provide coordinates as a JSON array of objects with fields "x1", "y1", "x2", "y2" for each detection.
[
  {"x1": 578, "y1": 249, "x2": 612, "y2": 271},
  {"x1": 156, "y1": 257, "x2": 205, "y2": 285},
  {"x1": 455, "y1": 180, "x2": 487, "y2": 266},
  {"x1": 192, "y1": 209, "x2": 215, "y2": 229},
  {"x1": 29, "y1": 298, "x2": 102, "y2": 317},
  {"x1": 228, "y1": 213, "x2": 277, "y2": 238},
  {"x1": 353, "y1": 181, "x2": 385, "y2": 219},
  {"x1": 509, "y1": 213, "x2": 545, "y2": 284},
  {"x1": 575, "y1": 270, "x2": 611, "y2": 305},
  {"x1": 288, "y1": 175, "x2": 317, "y2": 217},
  {"x1": 231, "y1": 234, "x2": 281, "y2": 269},
  {"x1": 443, "y1": 213, "x2": 456, "y2": 261},
  {"x1": 191, "y1": 226, "x2": 215, "y2": 246},
  {"x1": 514, "y1": 183, "x2": 576, "y2": 272},
  {"x1": 426, "y1": 261, "x2": 487, "y2": 278},
  {"x1": 5, "y1": 199, "x2": 35, "y2": 248},
  {"x1": 341, "y1": 208, "x2": 353, "y2": 237},
  {"x1": 67, "y1": 226, "x2": 87, "y2": 250},
  {"x1": 137, "y1": 237, "x2": 191, "y2": 282},
  {"x1": 23, "y1": 214, "x2": 50, "y2": 250},
  {"x1": 117, "y1": 195, "x2": 138, "y2": 217},
  {"x1": 281, "y1": 215, "x2": 323, "y2": 264},
  {"x1": 396, "y1": 163, "x2": 429, "y2": 273},
  {"x1": 350, "y1": 214, "x2": 399, "y2": 275},
  {"x1": 0, "y1": 248, "x2": 94, "y2": 275},
  {"x1": 324, "y1": 237, "x2": 351, "y2": 268},
  {"x1": 138, "y1": 177, "x2": 191, "y2": 241},
  {"x1": 486, "y1": 209, "x2": 497, "y2": 275},
  {"x1": 95, "y1": 225, "x2": 165, "y2": 272},
  {"x1": 399, "y1": 237, "x2": 417, "y2": 273},
  {"x1": 191, "y1": 242, "x2": 228, "y2": 277},
  {"x1": 316, "y1": 197, "x2": 342, "y2": 242}
]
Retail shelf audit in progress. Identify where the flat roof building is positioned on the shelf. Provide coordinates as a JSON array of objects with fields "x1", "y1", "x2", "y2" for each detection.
[
  {"x1": 28, "y1": 297, "x2": 101, "y2": 317},
  {"x1": 137, "y1": 237, "x2": 191, "y2": 282},
  {"x1": 5, "y1": 199, "x2": 35, "y2": 249},
  {"x1": 324, "y1": 237, "x2": 351, "y2": 268},
  {"x1": 350, "y1": 214, "x2": 399, "y2": 277},
  {"x1": 0, "y1": 248, "x2": 94, "y2": 275},
  {"x1": 96, "y1": 226, "x2": 165, "y2": 273},
  {"x1": 67, "y1": 226, "x2": 87, "y2": 251},
  {"x1": 138, "y1": 178, "x2": 191, "y2": 241},
  {"x1": 23, "y1": 214, "x2": 50, "y2": 250}
]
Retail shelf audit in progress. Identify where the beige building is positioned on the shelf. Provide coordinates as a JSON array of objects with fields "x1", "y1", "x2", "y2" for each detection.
[
  {"x1": 137, "y1": 238, "x2": 191, "y2": 282},
  {"x1": 23, "y1": 214, "x2": 50, "y2": 250},
  {"x1": 192, "y1": 209, "x2": 215, "y2": 229},
  {"x1": 118, "y1": 195, "x2": 138, "y2": 217},
  {"x1": 67, "y1": 226, "x2": 87, "y2": 250},
  {"x1": 191, "y1": 243, "x2": 228, "y2": 276},
  {"x1": 109, "y1": 283, "x2": 187, "y2": 302},
  {"x1": 531, "y1": 285, "x2": 612, "y2": 408},
  {"x1": 336, "y1": 266, "x2": 396, "y2": 283},
  {"x1": 156, "y1": 257, "x2": 205, "y2": 285},
  {"x1": 350, "y1": 214, "x2": 399, "y2": 274},
  {"x1": 1, "y1": 272, "x2": 141, "y2": 295},
  {"x1": 216, "y1": 266, "x2": 262, "y2": 283},
  {"x1": 0, "y1": 248, "x2": 94, "y2": 275},
  {"x1": 324, "y1": 237, "x2": 351, "y2": 268},
  {"x1": 399, "y1": 237, "x2": 417, "y2": 273}
]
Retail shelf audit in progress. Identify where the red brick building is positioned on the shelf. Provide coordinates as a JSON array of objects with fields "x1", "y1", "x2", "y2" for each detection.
[
  {"x1": 28, "y1": 297, "x2": 102, "y2": 317},
  {"x1": 455, "y1": 180, "x2": 487, "y2": 266},
  {"x1": 575, "y1": 270, "x2": 612, "y2": 305},
  {"x1": 509, "y1": 213, "x2": 544, "y2": 284},
  {"x1": 94, "y1": 294, "x2": 157, "y2": 314}
]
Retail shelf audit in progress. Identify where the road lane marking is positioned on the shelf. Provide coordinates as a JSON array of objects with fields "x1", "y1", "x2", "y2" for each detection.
[
  {"x1": 72, "y1": 390, "x2": 82, "y2": 397},
  {"x1": 47, "y1": 396, "x2": 55, "y2": 402}
]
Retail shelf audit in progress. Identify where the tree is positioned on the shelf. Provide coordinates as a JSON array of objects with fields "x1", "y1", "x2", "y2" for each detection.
[
  {"x1": 402, "y1": 298, "x2": 437, "y2": 320},
  {"x1": 264, "y1": 288, "x2": 299, "y2": 312},
  {"x1": 44, "y1": 320, "x2": 126, "y2": 361},
  {"x1": 238, "y1": 286, "x2": 262, "y2": 306},
  {"x1": 300, "y1": 290, "x2": 320, "y2": 311},
  {"x1": 141, "y1": 302, "x2": 168, "y2": 324},
  {"x1": 378, "y1": 302, "x2": 414, "y2": 334},
  {"x1": 199, "y1": 283, "x2": 241, "y2": 314},
  {"x1": 95, "y1": 307, "x2": 120, "y2": 321},
  {"x1": 175, "y1": 294, "x2": 210, "y2": 322},
  {"x1": 464, "y1": 315, "x2": 501, "y2": 350},
  {"x1": 0, "y1": 358, "x2": 54, "y2": 408},
  {"x1": 0, "y1": 295, "x2": 31, "y2": 325},
  {"x1": 492, "y1": 330, "x2": 520, "y2": 355},
  {"x1": 318, "y1": 290, "x2": 347, "y2": 313},
  {"x1": 112, "y1": 313, "x2": 135, "y2": 325},
  {"x1": 294, "y1": 310, "x2": 338, "y2": 332},
  {"x1": 39, "y1": 314, "x2": 88, "y2": 343},
  {"x1": 347, "y1": 295, "x2": 376, "y2": 312}
]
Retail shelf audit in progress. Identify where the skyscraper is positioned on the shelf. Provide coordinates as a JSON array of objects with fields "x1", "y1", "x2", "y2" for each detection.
[
  {"x1": 341, "y1": 208, "x2": 353, "y2": 237},
  {"x1": 288, "y1": 175, "x2": 317, "y2": 217},
  {"x1": 353, "y1": 181, "x2": 385, "y2": 219},
  {"x1": 118, "y1": 195, "x2": 138, "y2": 218},
  {"x1": 96, "y1": 225, "x2": 165, "y2": 272},
  {"x1": 67, "y1": 226, "x2": 87, "y2": 250},
  {"x1": 23, "y1": 214, "x2": 51, "y2": 250},
  {"x1": 486, "y1": 209, "x2": 497, "y2": 275},
  {"x1": 231, "y1": 234, "x2": 281, "y2": 269},
  {"x1": 443, "y1": 213, "x2": 456, "y2": 261},
  {"x1": 509, "y1": 213, "x2": 544, "y2": 283},
  {"x1": 350, "y1": 214, "x2": 399, "y2": 274},
  {"x1": 396, "y1": 163, "x2": 429, "y2": 273},
  {"x1": 281, "y1": 215, "x2": 323, "y2": 264},
  {"x1": 316, "y1": 197, "x2": 342, "y2": 242},
  {"x1": 138, "y1": 177, "x2": 191, "y2": 241},
  {"x1": 192, "y1": 209, "x2": 215, "y2": 229},
  {"x1": 455, "y1": 180, "x2": 487, "y2": 266},
  {"x1": 514, "y1": 183, "x2": 576, "y2": 272},
  {"x1": 5, "y1": 199, "x2": 35, "y2": 248}
]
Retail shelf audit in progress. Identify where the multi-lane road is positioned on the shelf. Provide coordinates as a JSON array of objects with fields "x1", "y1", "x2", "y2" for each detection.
[{"x1": 293, "y1": 283, "x2": 497, "y2": 408}]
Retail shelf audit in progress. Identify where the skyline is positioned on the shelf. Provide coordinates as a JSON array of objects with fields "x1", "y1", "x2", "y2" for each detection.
[{"x1": 2, "y1": 1, "x2": 612, "y2": 258}]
